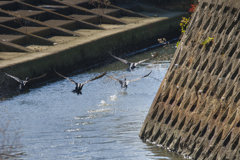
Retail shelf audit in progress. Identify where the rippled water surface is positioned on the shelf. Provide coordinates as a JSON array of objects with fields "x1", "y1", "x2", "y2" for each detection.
[{"x1": 0, "y1": 44, "x2": 185, "y2": 159}]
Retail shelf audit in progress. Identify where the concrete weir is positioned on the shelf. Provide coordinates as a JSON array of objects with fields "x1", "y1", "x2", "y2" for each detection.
[
  {"x1": 0, "y1": 0, "x2": 185, "y2": 96},
  {"x1": 139, "y1": 0, "x2": 240, "y2": 159}
]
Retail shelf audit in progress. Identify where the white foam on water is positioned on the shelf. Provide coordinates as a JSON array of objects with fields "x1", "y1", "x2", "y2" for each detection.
[
  {"x1": 74, "y1": 114, "x2": 102, "y2": 120},
  {"x1": 82, "y1": 122, "x2": 94, "y2": 125},
  {"x1": 66, "y1": 128, "x2": 81, "y2": 132},
  {"x1": 109, "y1": 94, "x2": 118, "y2": 101},
  {"x1": 85, "y1": 115, "x2": 97, "y2": 119},
  {"x1": 98, "y1": 100, "x2": 110, "y2": 106},
  {"x1": 88, "y1": 108, "x2": 112, "y2": 113}
]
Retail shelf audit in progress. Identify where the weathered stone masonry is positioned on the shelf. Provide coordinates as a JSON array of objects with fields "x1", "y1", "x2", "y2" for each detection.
[{"x1": 139, "y1": 0, "x2": 240, "y2": 159}]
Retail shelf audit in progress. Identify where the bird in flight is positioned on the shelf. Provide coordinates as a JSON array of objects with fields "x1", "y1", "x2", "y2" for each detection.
[
  {"x1": 2, "y1": 70, "x2": 46, "y2": 91},
  {"x1": 54, "y1": 69, "x2": 106, "y2": 95},
  {"x1": 109, "y1": 52, "x2": 159, "y2": 71},
  {"x1": 107, "y1": 71, "x2": 152, "y2": 89}
]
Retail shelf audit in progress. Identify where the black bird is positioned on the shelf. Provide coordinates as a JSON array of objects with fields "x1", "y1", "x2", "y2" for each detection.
[
  {"x1": 107, "y1": 71, "x2": 152, "y2": 89},
  {"x1": 109, "y1": 52, "x2": 159, "y2": 71},
  {"x1": 2, "y1": 70, "x2": 46, "y2": 91},
  {"x1": 54, "y1": 69, "x2": 106, "y2": 95}
]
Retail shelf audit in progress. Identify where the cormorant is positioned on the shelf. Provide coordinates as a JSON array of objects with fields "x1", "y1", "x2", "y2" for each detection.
[
  {"x1": 109, "y1": 52, "x2": 158, "y2": 71},
  {"x1": 107, "y1": 71, "x2": 152, "y2": 89},
  {"x1": 54, "y1": 69, "x2": 106, "y2": 95},
  {"x1": 2, "y1": 70, "x2": 46, "y2": 91}
]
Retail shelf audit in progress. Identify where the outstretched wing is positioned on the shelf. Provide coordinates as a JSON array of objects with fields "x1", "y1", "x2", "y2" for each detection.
[
  {"x1": 129, "y1": 71, "x2": 152, "y2": 83},
  {"x1": 149, "y1": 76, "x2": 161, "y2": 82},
  {"x1": 82, "y1": 72, "x2": 106, "y2": 84},
  {"x1": 3, "y1": 72, "x2": 23, "y2": 83},
  {"x1": 109, "y1": 52, "x2": 130, "y2": 65},
  {"x1": 54, "y1": 69, "x2": 77, "y2": 85},
  {"x1": 28, "y1": 73, "x2": 47, "y2": 82},
  {"x1": 106, "y1": 75, "x2": 122, "y2": 83},
  {"x1": 136, "y1": 52, "x2": 159, "y2": 65}
]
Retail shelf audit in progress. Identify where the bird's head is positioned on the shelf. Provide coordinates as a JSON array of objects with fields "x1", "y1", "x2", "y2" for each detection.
[{"x1": 26, "y1": 77, "x2": 29, "y2": 81}]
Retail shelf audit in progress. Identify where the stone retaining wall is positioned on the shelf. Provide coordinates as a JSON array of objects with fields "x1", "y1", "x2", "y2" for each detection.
[{"x1": 139, "y1": 0, "x2": 240, "y2": 159}]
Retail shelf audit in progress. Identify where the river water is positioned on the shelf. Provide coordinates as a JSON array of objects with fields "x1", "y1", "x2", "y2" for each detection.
[{"x1": 0, "y1": 44, "x2": 185, "y2": 159}]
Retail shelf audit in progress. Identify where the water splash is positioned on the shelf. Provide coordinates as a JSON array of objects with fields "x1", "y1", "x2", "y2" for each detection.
[
  {"x1": 98, "y1": 100, "x2": 109, "y2": 106},
  {"x1": 109, "y1": 94, "x2": 118, "y2": 101},
  {"x1": 88, "y1": 108, "x2": 112, "y2": 113}
]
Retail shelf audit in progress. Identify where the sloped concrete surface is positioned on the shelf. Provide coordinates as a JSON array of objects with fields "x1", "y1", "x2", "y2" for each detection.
[{"x1": 139, "y1": 0, "x2": 240, "y2": 159}]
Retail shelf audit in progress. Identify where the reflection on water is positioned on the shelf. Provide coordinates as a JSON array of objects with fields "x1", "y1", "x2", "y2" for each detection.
[{"x1": 0, "y1": 43, "x2": 185, "y2": 159}]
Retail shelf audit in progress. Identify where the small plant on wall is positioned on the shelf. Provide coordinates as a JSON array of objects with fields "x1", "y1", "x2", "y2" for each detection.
[
  {"x1": 176, "y1": 4, "x2": 198, "y2": 48},
  {"x1": 201, "y1": 37, "x2": 214, "y2": 49},
  {"x1": 180, "y1": 17, "x2": 190, "y2": 34},
  {"x1": 188, "y1": 4, "x2": 197, "y2": 13}
]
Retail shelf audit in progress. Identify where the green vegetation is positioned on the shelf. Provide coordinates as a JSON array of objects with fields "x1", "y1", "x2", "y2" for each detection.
[
  {"x1": 201, "y1": 37, "x2": 214, "y2": 49},
  {"x1": 176, "y1": 41, "x2": 180, "y2": 47},
  {"x1": 180, "y1": 17, "x2": 190, "y2": 34},
  {"x1": 176, "y1": 4, "x2": 198, "y2": 48}
]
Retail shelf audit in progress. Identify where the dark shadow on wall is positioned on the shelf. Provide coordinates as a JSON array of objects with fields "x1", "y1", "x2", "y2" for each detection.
[{"x1": 111, "y1": 0, "x2": 198, "y2": 12}]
